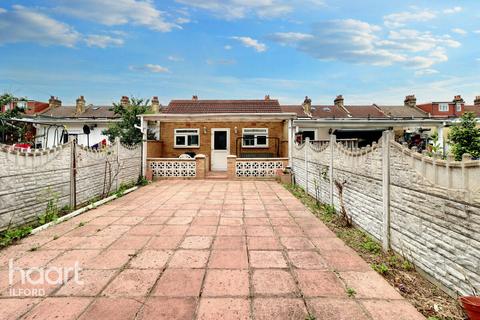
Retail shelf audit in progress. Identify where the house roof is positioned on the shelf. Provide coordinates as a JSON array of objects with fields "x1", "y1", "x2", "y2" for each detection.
[
  {"x1": 344, "y1": 105, "x2": 386, "y2": 118},
  {"x1": 463, "y1": 105, "x2": 480, "y2": 116},
  {"x1": 281, "y1": 105, "x2": 349, "y2": 118},
  {"x1": 165, "y1": 99, "x2": 283, "y2": 114},
  {"x1": 376, "y1": 105, "x2": 428, "y2": 118},
  {"x1": 40, "y1": 105, "x2": 118, "y2": 118}
]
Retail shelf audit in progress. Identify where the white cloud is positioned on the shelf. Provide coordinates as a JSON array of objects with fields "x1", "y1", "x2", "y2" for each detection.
[
  {"x1": 474, "y1": 30, "x2": 480, "y2": 34},
  {"x1": 268, "y1": 32, "x2": 313, "y2": 46},
  {"x1": 231, "y1": 36, "x2": 267, "y2": 52},
  {"x1": 224, "y1": 45, "x2": 232, "y2": 50},
  {"x1": 168, "y1": 55, "x2": 184, "y2": 62},
  {"x1": 175, "y1": 0, "x2": 323, "y2": 20},
  {"x1": 269, "y1": 19, "x2": 461, "y2": 70},
  {"x1": 206, "y1": 59, "x2": 236, "y2": 65},
  {"x1": 451, "y1": 28, "x2": 467, "y2": 35},
  {"x1": 384, "y1": 9, "x2": 436, "y2": 28},
  {"x1": 129, "y1": 64, "x2": 170, "y2": 73},
  {"x1": 84, "y1": 34, "x2": 124, "y2": 48},
  {"x1": 175, "y1": 17, "x2": 190, "y2": 24},
  {"x1": 0, "y1": 5, "x2": 80, "y2": 47},
  {"x1": 414, "y1": 69, "x2": 439, "y2": 76},
  {"x1": 444, "y1": 6, "x2": 462, "y2": 14},
  {"x1": 54, "y1": 0, "x2": 179, "y2": 32}
]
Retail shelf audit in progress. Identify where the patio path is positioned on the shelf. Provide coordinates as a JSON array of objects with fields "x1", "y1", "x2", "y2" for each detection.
[{"x1": 0, "y1": 180, "x2": 425, "y2": 320}]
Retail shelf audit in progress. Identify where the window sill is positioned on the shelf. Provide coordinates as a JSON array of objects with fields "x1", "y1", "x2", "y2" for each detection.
[
  {"x1": 241, "y1": 146, "x2": 269, "y2": 149},
  {"x1": 174, "y1": 146, "x2": 200, "y2": 149}
]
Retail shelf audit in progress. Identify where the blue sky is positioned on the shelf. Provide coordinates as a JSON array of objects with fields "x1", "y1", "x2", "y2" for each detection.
[{"x1": 0, "y1": 0, "x2": 479, "y2": 106}]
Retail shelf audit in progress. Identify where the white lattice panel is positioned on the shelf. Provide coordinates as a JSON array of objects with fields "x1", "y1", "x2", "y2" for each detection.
[
  {"x1": 149, "y1": 160, "x2": 196, "y2": 177},
  {"x1": 236, "y1": 161, "x2": 284, "y2": 178}
]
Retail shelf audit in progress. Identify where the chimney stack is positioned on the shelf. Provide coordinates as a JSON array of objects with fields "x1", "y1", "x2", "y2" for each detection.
[
  {"x1": 264, "y1": 95, "x2": 270, "y2": 101},
  {"x1": 302, "y1": 96, "x2": 312, "y2": 117},
  {"x1": 404, "y1": 95, "x2": 416, "y2": 108},
  {"x1": 48, "y1": 96, "x2": 61, "y2": 109},
  {"x1": 120, "y1": 96, "x2": 130, "y2": 107},
  {"x1": 453, "y1": 95, "x2": 464, "y2": 104},
  {"x1": 76, "y1": 96, "x2": 85, "y2": 114},
  {"x1": 474, "y1": 96, "x2": 480, "y2": 106},
  {"x1": 334, "y1": 95, "x2": 344, "y2": 109},
  {"x1": 192, "y1": 95, "x2": 198, "y2": 101},
  {"x1": 151, "y1": 96, "x2": 160, "y2": 113}
]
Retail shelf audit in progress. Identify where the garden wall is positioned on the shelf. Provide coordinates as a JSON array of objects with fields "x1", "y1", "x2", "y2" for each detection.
[
  {"x1": 292, "y1": 132, "x2": 480, "y2": 297},
  {"x1": 0, "y1": 138, "x2": 141, "y2": 231}
]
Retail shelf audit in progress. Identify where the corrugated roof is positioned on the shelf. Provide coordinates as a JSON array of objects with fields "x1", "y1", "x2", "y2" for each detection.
[{"x1": 165, "y1": 99, "x2": 282, "y2": 114}]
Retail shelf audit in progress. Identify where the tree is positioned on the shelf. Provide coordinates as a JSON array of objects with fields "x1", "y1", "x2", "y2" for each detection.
[
  {"x1": 0, "y1": 93, "x2": 25, "y2": 143},
  {"x1": 448, "y1": 112, "x2": 480, "y2": 160},
  {"x1": 102, "y1": 97, "x2": 149, "y2": 146}
]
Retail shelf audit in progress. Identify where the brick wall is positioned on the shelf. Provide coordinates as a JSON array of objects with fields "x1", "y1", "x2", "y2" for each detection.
[
  {"x1": 157, "y1": 121, "x2": 287, "y2": 160},
  {"x1": 293, "y1": 134, "x2": 480, "y2": 297},
  {"x1": 0, "y1": 139, "x2": 141, "y2": 231}
]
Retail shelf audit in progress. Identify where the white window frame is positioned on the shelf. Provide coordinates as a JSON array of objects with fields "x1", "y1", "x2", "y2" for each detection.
[
  {"x1": 456, "y1": 102, "x2": 462, "y2": 112},
  {"x1": 242, "y1": 128, "x2": 269, "y2": 148},
  {"x1": 174, "y1": 128, "x2": 200, "y2": 148},
  {"x1": 438, "y1": 103, "x2": 449, "y2": 112}
]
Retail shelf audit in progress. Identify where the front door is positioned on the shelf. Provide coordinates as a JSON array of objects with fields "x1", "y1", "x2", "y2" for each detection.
[{"x1": 211, "y1": 128, "x2": 229, "y2": 171}]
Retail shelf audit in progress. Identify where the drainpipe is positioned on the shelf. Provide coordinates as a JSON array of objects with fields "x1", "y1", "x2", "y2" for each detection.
[{"x1": 288, "y1": 119, "x2": 293, "y2": 167}]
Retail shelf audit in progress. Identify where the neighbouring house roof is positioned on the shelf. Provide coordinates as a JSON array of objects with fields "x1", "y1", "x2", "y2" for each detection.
[
  {"x1": 344, "y1": 105, "x2": 386, "y2": 118},
  {"x1": 376, "y1": 105, "x2": 429, "y2": 118},
  {"x1": 165, "y1": 99, "x2": 283, "y2": 114},
  {"x1": 40, "y1": 105, "x2": 118, "y2": 119},
  {"x1": 281, "y1": 105, "x2": 350, "y2": 118},
  {"x1": 463, "y1": 105, "x2": 480, "y2": 117}
]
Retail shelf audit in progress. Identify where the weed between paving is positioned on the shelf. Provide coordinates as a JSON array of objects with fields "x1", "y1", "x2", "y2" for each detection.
[{"x1": 283, "y1": 183, "x2": 465, "y2": 320}]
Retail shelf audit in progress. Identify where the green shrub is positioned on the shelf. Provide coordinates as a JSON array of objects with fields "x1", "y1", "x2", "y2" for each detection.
[
  {"x1": 361, "y1": 238, "x2": 381, "y2": 254},
  {"x1": 372, "y1": 263, "x2": 390, "y2": 275},
  {"x1": 0, "y1": 226, "x2": 32, "y2": 247}
]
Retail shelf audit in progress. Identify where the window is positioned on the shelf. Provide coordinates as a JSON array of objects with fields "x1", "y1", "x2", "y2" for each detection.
[
  {"x1": 301, "y1": 130, "x2": 315, "y2": 142},
  {"x1": 242, "y1": 128, "x2": 268, "y2": 148},
  {"x1": 174, "y1": 129, "x2": 199, "y2": 148},
  {"x1": 456, "y1": 102, "x2": 462, "y2": 112},
  {"x1": 438, "y1": 103, "x2": 449, "y2": 112}
]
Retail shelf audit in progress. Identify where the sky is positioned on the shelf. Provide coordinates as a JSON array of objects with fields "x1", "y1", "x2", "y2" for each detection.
[{"x1": 0, "y1": 0, "x2": 479, "y2": 106}]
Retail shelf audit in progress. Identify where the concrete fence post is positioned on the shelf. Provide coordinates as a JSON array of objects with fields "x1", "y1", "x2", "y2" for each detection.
[
  {"x1": 329, "y1": 134, "x2": 336, "y2": 206},
  {"x1": 382, "y1": 131, "x2": 391, "y2": 250},
  {"x1": 69, "y1": 140, "x2": 77, "y2": 209},
  {"x1": 115, "y1": 137, "x2": 120, "y2": 190},
  {"x1": 305, "y1": 138, "x2": 309, "y2": 194}
]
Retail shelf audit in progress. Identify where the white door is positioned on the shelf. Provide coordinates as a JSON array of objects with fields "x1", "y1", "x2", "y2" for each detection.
[{"x1": 211, "y1": 128, "x2": 230, "y2": 171}]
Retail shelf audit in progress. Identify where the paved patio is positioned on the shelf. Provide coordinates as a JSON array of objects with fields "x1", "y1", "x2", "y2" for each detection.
[{"x1": 0, "y1": 181, "x2": 425, "y2": 320}]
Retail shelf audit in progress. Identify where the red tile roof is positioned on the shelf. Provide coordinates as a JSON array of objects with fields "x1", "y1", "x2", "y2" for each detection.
[
  {"x1": 165, "y1": 99, "x2": 283, "y2": 114},
  {"x1": 463, "y1": 105, "x2": 480, "y2": 117}
]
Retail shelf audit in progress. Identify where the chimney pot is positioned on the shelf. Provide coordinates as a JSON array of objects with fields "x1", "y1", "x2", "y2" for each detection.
[
  {"x1": 474, "y1": 96, "x2": 480, "y2": 106},
  {"x1": 120, "y1": 96, "x2": 130, "y2": 107},
  {"x1": 76, "y1": 96, "x2": 86, "y2": 114},
  {"x1": 151, "y1": 96, "x2": 160, "y2": 113},
  {"x1": 334, "y1": 95, "x2": 344, "y2": 108},
  {"x1": 453, "y1": 95, "x2": 464, "y2": 103},
  {"x1": 404, "y1": 95, "x2": 417, "y2": 108},
  {"x1": 302, "y1": 96, "x2": 312, "y2": 117},
  {"x1": 264, "y1": 95, "x2": 270, "y2": 101},
  {"x1": 48, "y1": 96, "x2": 62, "y2": 109},
  {"x1": 192, "y1": 95, "x2": 198, "y2": 101}
]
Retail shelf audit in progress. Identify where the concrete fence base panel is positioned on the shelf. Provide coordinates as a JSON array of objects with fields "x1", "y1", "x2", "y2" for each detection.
[
  {"x1": 292, "y1": 133, "x2": 480, "y2": 297},
  {"x1": 0, "y1": 138, "x2": 141, "y2": 231}
]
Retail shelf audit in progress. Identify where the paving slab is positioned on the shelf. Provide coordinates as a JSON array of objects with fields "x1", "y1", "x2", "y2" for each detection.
[{"x1": 0, "y1": 180, "x2": 424, "y2": 319}]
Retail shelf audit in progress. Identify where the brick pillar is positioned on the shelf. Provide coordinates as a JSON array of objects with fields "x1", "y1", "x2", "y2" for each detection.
[
  {"x1": 227, "y1": 155, "x2": 237, "y2": 180},
  {"x1": 195, "y1": 154, "x2": 206, "y2": 179}
]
